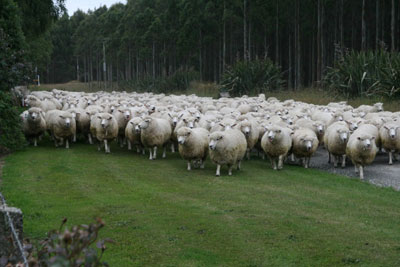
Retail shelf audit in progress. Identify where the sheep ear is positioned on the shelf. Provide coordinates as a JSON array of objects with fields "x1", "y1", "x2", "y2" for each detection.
[
  {"x1": 384, "y1": 125, "x2": 389, "y2": 130},
  {"x1": 277, "y1": 129, "x2": 281, "y2": 133},
  {"x1": 130, "y1": 121, "x2": 134, "y2": 125},
  {"x1": 231, "y1": 123, "x2": 237, "y2": 128},
  {"x1": 219, "y1": 123, "x2": 225, "y2": 127},
  {"x1": 86, "y1": 112, "x2": 90, "y2": 116},
  {"x1": 290, "y1": 131, "x2": 294, "y2": 135},
  {"x1": 371, "y1": 136, "x2": 376, "y2": 140},
  {"x1": 59, "y1": 115, "x2": 64, "y2": 119},
  {"x1": 179, "y1": 114, "x2": 184, "y2": 119},
  {"x1": 97, "y1": 116, "x2": 102, "y2": 119},
  {"x1": 168, "y1": 113, "x2": 172, "y2": 118}
]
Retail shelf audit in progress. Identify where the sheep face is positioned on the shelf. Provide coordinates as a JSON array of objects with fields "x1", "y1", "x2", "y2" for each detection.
[
  {"x1": 28, "y1": 110, "x2": 40, "y2": 122},
  {"x1": 313, "y1": 123, "x2": 325, "y2": 134},
  {"x1": 374, "y1": 103, "x2": 384, "y2": 112},
  {"x1": 356, "y1": 135, "x2": 375, "y2": 150},
  {"x1": 240, "y1": 123, "x2": 251, "y2": 136},
  {"x1": 59, "y1": 115, "x2": 72, "y2": 128},
  {"x1": 139, "y1": 118, "x2": 152, "y2": 130},
  {"x1": 209, "y1": 133, "x2": 224, "y2": 151},
  {"x1": 99, "y1": 115, "x2": 113, "y2": 129},
  {"x1": 267, "y1": 128, "x2": 282, "y2": 142},
  {"x1": 346, "y1": 120, "x2": 361, "y2": 131},
  {"x1": 183, "y1": 118, "x2": 195, "y2": 129},
  {"x1": 118, "y1": 109, "x2": 131, "y2": 120},
  {"x1": 177, "y1": 129, "x2": 191, "y2": 145},
  {"x1": 337, "y1": 129, "x2": 349, "y2": 144},
  {"x1": 384, "y1": 125, "x2": 399, "y2": 139},
  {"x1": 299, "y1": 137, "x2": 317, "y2": 152}
]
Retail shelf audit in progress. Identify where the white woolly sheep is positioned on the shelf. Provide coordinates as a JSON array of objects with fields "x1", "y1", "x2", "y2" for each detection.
[
  {"x1": 125, "y1": 117, "x2": 144, "y2": 153},
  {"x1": 346, "y1": 130, "x2": 378, "y2": 180},
  {"x1": 208, "y1": 129, "x2": 247, "y2": 176},
  {"x1": 237, "y1": 120, "x2": 259, "y2": 159},
  {"x1": 261, "y1": 125, "x2": 293, "y2": 170},
  {"x1": 22, "y1": 107, "x2": 46, "y2": 146},
  {"x1": 177, "y1": 127, "x2": 209, "y2": 170},
  {"x1": 379, "y1": 123, "x2": 400, "y2": 165},
  {"x1": 90, "y1": 113, "x2": 119, "y2": 153},
  {"x1": 139, "y1": 117, "x2": 172, "y2": 160},
  {"x1": 324, "y1": 121, "x2": 350, "y2": 168},
  {"x1": 47, "y1": 110, "x2": 76, "y2": 148},
  {"x1": 112, "y1": 108, "x2": 132, "y2": 147},
  {"x1": 292, "y1": 128, "x2": 319, "y2": 168}
]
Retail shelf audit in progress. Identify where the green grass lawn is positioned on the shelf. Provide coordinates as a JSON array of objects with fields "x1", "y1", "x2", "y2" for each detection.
[{"x1": 2, "y1": 140, "x2": 400, "y2": 266}]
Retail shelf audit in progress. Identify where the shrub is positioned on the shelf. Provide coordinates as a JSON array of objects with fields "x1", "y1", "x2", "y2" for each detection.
[
  {"x1": 0, "y1": 91, "x2": 26, "y2": 154},
  {"x1": 2, "y1": 218, "x2": 113, "y2": 266},
  {"x1": 220, "y1": 59, "x2": 285, "y2": 97},
  {"x1": 323, "y1": 50, "x2": 400, "y2": 98}
]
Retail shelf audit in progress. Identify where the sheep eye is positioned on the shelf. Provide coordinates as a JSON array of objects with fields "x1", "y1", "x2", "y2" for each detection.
[{"x1": 108, "y1": 117, "x2": 112, "y2": 120}]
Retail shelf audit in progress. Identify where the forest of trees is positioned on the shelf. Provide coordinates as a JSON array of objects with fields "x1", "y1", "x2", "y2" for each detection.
[{"x1": 43, "y1": 0, "x2": 400, "y2": 90}]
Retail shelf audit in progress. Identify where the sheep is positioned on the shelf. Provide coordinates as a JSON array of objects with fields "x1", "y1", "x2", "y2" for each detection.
[
  {"x1": 68, "y1": 108, "x2": 91, "y2": 143},
  {"x1": 90, "y1": 113, "x2": 119, "y2": 153},
  {"x1": 22, "y1": 107, "x2": 46, "y2": 146},
  {"x1": 125, "y1": 117, "x2": 144, "y2": 153},
  {"x1": 237, "y1": 120, "x2": 259, "y2": 159},
  {"x1": 324, "y1": 121, "x2": 350, "y2": 168},
  {"x1": 261, "y1": 125, "x2": 293, "y2": 170},
  {"x1": 355, "y1": 102, "x2": 384, "y2": 114},
  {"x1": 346, "y1": 130, "x2": 378, "y2": 180},
  {"x1": 112, "y1": 108, "x2": 132, "y2": 147},
  {"x1": 47, "y1": 110, "x2": 76, "y2": 148},
  {"x1": 379, "y1": 123, "x2": 400, "y2": 165},
  {"x1": 139, "y1": 117, "x2": 172, "y2": 160},
  {"x1": 292, "y1": 128, "x2": 319, "y2": 168},
  {"x1": 176, "y1": 127, "x2": 209, "y2": 170},
  {"x1": 208, "y1": 129, "x2": 247, "y2": 176}
]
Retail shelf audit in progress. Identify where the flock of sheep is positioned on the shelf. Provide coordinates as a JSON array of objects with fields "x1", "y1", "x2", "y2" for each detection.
[{"x1": 18, "y1": 88, "x2": 400, "y2": 179}]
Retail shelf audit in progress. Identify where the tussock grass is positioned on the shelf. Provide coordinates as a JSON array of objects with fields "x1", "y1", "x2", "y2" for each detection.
[{"x1": 2, "y1": 140, "x2": 400, "y2": 266}]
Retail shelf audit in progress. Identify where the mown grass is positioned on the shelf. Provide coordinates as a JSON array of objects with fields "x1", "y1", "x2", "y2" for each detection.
[{"x1": 2, "y1": 139, "x2": 400, "y2": 266}]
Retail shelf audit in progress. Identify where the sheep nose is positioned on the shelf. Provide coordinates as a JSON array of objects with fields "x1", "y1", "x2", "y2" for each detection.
[{"x1": 391, "y1": 134, "x2": 395, "y2": 139}]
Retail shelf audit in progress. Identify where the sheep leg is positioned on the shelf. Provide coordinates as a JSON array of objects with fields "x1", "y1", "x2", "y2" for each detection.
[
  {"x1": 354, "y1": 165, "x2": 359, "y2": 173},
  {"x1": 328, "y1": 152, "x2": 331, "y2": 163},
  {"x1": 246, "y1": 148, "x2": 251, "y2": 160},
  {"x1": 304, "y1": 158, "x2": 310, "y2": 168},
  {"x1": 187, "y1": 161, "x2": 191, "y2": 171},
  {"x1": 228, "y1": 164, "x2": 233, "y2": 176},
  {"x1": 389, "y1": 151, "x2": 393, "y2": 165},
  {"x1": 291, "y1": 154, "x2": 295, "y2": 162},
  {"x1": 73, "y1": 134, "x2": 76, "y2": 142},
  {"x1": 341, "y1": 155, "x2": 346, "y2": 168},
  {"x1": 119, "y1": 136, "x2": 124, "y2": 148},
  {"x1": 34, "y1": 137, "x2": 37, "y2": 147},
  {"x1": 149, "y1": 148, "x2": 153, "y2": 160},
  {"x1": 153, "y1": 146, "x2": 157, "y2": 159},
  {"x1": 104, "y1": 140, "x2": 110, "y2": 153},
  {"x1": 237, "y1": 160, "x2": 242, "y2": 170},
  {"x1": 66, "y1": 139, "x2": 69, "y2": 149},
  {"x1": 88, "y1": 134, "x2": 93, "y2": 145},
  {"x1": 127, "y1": 140, "x2": 132, "y2": 150},
  {"x1": 142, "y1": 147, "x2": 146, "y2": 155},
  {"x1": 97, "y1": 143, "x2": 101, "y2": 151},
  {"x1": 162, "y1": 146, "x2": 166, "y2": 158},
  {"x1": 171, "y1": 143, "x2": 175, "y2": 153},
  {"x1": 278, "y1": 155, "x2": 284, "y2": 170},
  {"x1": 200, "y1": 160, "x2": 205, "y2": 169},
  {"x1": 262, "y1": 152, "x2": 265, "y2": 160},
  {"x1": 333, "y1": 156, "x2": 338, "y2": 168},
  {"x1": 272, "y1": 159, "x2": 277, "y2": 170},
  {"x1": 359, "y1": 166, "x2": 364, "y2": 180},
  {"x1": 216, "y1": 164, "x2": 221, "y2": 176}
]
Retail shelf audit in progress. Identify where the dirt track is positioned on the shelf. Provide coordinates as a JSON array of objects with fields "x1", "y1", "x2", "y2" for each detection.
[{"x1": 289, "y1": 147, "x2": 400, "y2": 190}]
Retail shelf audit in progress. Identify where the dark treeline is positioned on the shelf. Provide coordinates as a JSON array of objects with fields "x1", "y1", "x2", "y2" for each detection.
[{"x1": 45, "y1": 0, "x2": 400, "y2": 89}]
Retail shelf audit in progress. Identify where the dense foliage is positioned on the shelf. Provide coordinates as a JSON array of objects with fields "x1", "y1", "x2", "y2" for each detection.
[
  {"x1": 0, "y1": 0, "x2": 63, "y2": 153},
  {"x1": 0, "y1": 91, "x2": 26, "y2": 154},
  {"x1": 324, "y1": 50, "x2": 400, "y2": 98},
  {"x1": 220, "y1": 59, "x2": 284, "y2": 96},
  {"x1": 45, "y1": 0, "x2": 400, "y2": 92}
]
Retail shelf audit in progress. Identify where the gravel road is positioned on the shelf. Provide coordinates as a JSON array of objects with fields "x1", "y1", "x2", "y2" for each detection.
[{"x1": 288, "y1": 148, "x2": 400, "y2": 190}]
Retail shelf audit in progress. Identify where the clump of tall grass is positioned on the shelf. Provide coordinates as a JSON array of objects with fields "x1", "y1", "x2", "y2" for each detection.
[
  {"x1": 220, "y1": 59, "x2": 285, "y2": 97},
  {"x1": 324, "y1": 50, "x2": 400, "y2": 98}
]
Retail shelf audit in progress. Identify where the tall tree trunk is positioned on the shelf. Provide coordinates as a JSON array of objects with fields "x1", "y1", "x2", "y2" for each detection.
[
  {"x1": 76, "y1": 56, "x2": 79, "y2": 81},
  {"x1": 275, "y1": 0, "x2": 279, "y2": 64},
  {"x1": 199, "y1": 29, "x2": 202, "y2": 81},
  {"x1": 317, "y1": 0, "x2": 322, "y2": 81},
  {"x1": 295, "y1": 0, "x2": 301, "y2": 89},
  {"x1": 391, "y1": 0, "x2": 396, "y2": 51},
  {"x1": 340, "y1": 0, "x2": 344, "y2": 48},
  {"x1": 84, "y1": 54, "x2": 87, "y2": 83},
  {"x1": 243, "y1": 0, "x2": 247, "y2": 61},
  {"x1": 361, "y1": 0, "x2": 366, "y2": 50},
  {"x1": 288, "y1": 31, "x2": 292, "y2": 89},
  {"x1": 376, "y1": 0, "x2": 380, "y2": 48},
  {"x1": 222, "y1": 0, "x2": 226, "y2": 73},
  {"x1": 152, "y1": 41, "x2": 156, "y2": 79}
]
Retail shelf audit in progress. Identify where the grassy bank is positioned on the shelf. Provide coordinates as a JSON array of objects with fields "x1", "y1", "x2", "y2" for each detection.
[{"x1": 2, "y1": 140, "x2": 400, "y2": 266}]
